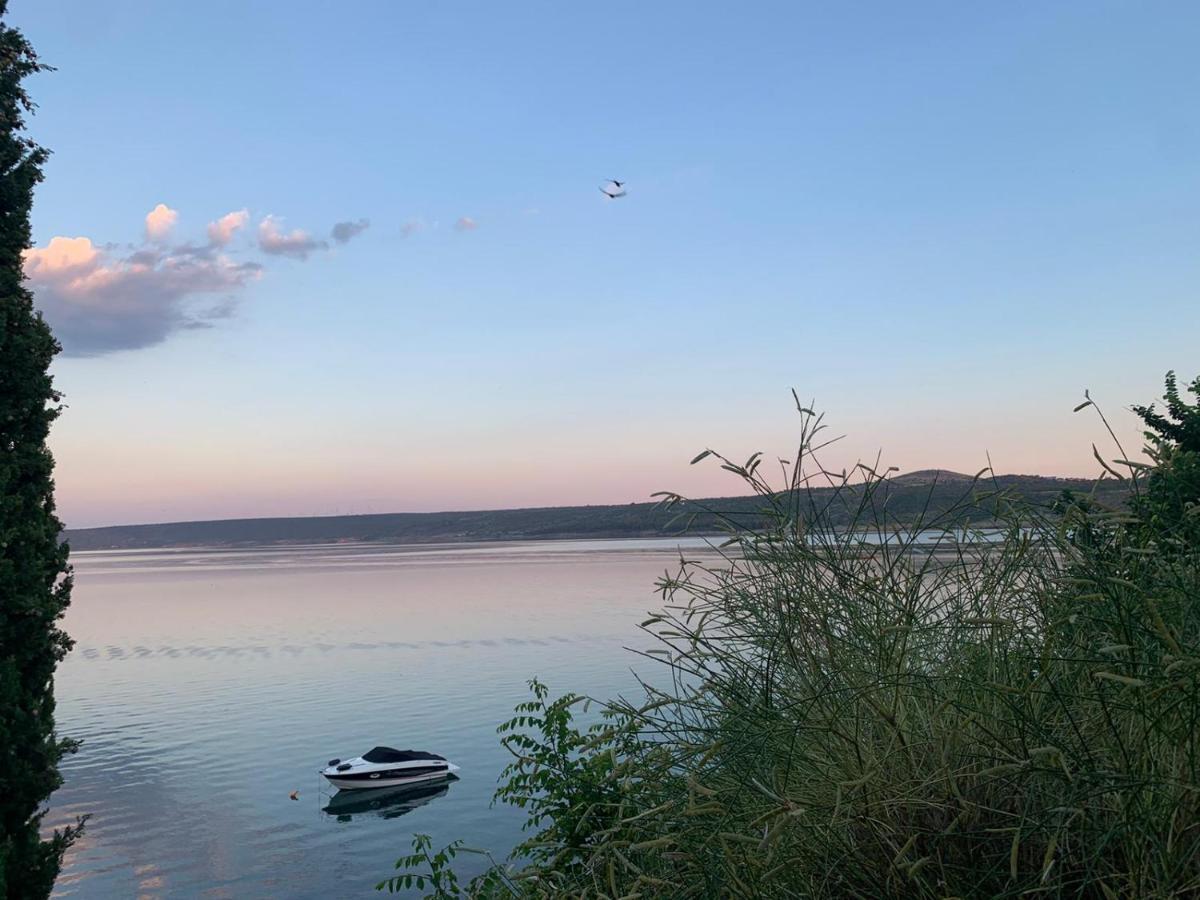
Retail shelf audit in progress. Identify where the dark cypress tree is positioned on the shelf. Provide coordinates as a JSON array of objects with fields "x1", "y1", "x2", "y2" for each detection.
[{"x1": 0, "y1": 4, "x2": 83, "y2": 896}]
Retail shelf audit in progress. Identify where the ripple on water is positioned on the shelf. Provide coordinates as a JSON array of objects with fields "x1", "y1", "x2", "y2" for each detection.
[{"x1": 48, "y1": 541, "x2": 679, "y2": 897}]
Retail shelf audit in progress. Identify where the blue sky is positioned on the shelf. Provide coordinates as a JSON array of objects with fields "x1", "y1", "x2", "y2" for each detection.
[{"x1": 12, "y1": 1, "x2": 1200, "y2": 526}]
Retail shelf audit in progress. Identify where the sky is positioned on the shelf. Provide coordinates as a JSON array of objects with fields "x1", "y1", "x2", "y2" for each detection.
[{"x1": 10, "y1": 1, "x2": 1200, "y2": 528}]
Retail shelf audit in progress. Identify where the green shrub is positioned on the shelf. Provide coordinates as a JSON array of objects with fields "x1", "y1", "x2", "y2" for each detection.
[
  {"x1": 1130, "y1": 370, "x2": 1200, "y2": 546},
  {"x1": 388, "y1": 377, "x2": 1200, "y2": 898}
]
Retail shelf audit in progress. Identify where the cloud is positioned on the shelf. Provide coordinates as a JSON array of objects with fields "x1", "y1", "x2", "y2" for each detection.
[
  {"x1": 25, "y1": 236, "x2": 261, "y2": 356},
  {"x1": 454, "y1": 216, "x2": 478, "y2": 232},
  {"x1": 25, "y1": 207, "x2": 371, "y2": 356},
  {"x1": 330, "y1": 218, "x2": 370, "y2": 244},
  {"x1": 400, "y1": 219, "x2": 425, "y2": 238},
  {"x1": 207, "y1": 209, "x2": 250, "y2": 246},
  {"x1": 22, "y1": 235, "x2": 100, "y2": 275},
  {"x1": 257, "y1": 215, "x2": 327, "y2": 259},
  {"x1": 145, "y1": 203, "x2": 179, "y2": 241}
]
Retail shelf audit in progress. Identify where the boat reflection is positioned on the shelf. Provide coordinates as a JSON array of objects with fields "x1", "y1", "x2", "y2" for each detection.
[{"x1": 321, "y1": 774, "x2": 458, "y2": 821}]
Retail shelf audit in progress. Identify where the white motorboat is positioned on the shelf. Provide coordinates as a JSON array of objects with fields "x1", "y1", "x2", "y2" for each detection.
[{"x1": 321, "y1": 746, "x2": 460, "y2": 790}]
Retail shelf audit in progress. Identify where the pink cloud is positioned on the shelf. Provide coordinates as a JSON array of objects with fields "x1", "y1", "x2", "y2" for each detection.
[
  {"x1": 25, "y1": 207, "x2": 370, "y2": 355},
  {"x1": 257, "y1": 215, "x2": 327, "y2": 259},
  {"x1": 144, "y1": 203, "x2": 179, "y2": 241},
  {"x1": 22, "y1": 235, "x2": 100, "y2": 276},
  {"x1": 24, "y1": 236, "x2": 261, "y2": 356},
  {"x1": 207, "y1": 209, "x2": 250, "y2": 246}
]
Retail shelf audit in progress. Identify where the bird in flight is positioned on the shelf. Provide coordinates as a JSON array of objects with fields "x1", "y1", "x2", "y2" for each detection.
[{"x1": 600, "y1": 179, "x2": 627, "y2": 199}]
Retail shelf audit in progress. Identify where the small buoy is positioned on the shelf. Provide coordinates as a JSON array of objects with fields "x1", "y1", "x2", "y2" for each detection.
[{"x1": 289, "y1": 790, "x2": 300, "y2": 801}]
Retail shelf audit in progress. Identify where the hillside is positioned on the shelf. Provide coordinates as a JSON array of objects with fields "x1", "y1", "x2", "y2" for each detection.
[{"x1": 63, "y1": 472, "x2": 1128, "y2": 551}]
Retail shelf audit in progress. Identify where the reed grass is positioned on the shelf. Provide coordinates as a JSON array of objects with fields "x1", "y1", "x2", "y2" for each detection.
[{"x1": 383, "y1": 391, "x2": 1200, "y2": 899}]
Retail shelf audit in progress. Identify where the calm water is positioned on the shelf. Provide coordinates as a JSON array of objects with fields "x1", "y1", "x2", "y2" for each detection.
[{"x1": 46, "y1": 539, "x2": 718, "y2": 898}]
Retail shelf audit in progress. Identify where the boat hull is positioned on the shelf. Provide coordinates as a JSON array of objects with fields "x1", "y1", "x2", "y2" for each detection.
[{"x1": 323, "y1": 763, "x2": 460, "y2": 791}]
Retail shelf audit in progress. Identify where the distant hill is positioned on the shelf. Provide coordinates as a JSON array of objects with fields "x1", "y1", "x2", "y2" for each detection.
[
  {"x1": 889, "y1": 469, "x2": 982, "y2": 486},
  {"x1": 64, "y1": 472, "x2": 1128, "y2": 551}
]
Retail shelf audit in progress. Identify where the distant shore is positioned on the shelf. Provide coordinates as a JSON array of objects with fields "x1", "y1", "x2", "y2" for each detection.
[{"x1": 64, "y1": 472, "x2": 1124, "y2": 551}]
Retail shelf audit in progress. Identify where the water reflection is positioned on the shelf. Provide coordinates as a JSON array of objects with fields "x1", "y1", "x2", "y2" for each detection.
[
  {"x1": 47, "y1": 540, "x2": 705, "y2": 898},
  {"x1": 322, "y1": 776, "x2": 457, "y2": 822}
]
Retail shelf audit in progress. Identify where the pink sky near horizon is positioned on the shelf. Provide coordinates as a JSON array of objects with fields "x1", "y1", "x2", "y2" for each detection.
[{"x1": 54, "y1": 388, "x2": 1146, "y2": 529}]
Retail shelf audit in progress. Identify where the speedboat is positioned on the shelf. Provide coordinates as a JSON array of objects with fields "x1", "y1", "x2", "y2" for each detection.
[{"x1": 321, "y1": 746, "x2": 460, "y2": 790}]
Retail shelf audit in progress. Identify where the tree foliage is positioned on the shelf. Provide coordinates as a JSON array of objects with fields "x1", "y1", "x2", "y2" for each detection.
[
  {"x1": 0, "y1": 3, "x2": 81, "y2": 896},
  {"x1": 1134, "y1": 371, "x2": 1200, "y2": 454},
  {"x1": 1131, "y1": 370, "x2": 1200, "y2": 543}
]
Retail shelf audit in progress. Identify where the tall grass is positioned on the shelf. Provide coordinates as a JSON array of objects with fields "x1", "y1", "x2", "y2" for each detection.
[{"x1": 383, "y1": 390, "x2": 1200, "y2": 898}]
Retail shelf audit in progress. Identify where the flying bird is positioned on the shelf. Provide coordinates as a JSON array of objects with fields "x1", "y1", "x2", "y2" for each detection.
[
  {"x1": 289, "y1": 790, "x2": 300, "y2": 801},
  {"x1": 600, "y1": 180, "x2": 627, "y2": 199}
]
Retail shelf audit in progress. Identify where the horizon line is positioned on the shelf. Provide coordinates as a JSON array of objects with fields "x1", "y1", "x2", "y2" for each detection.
[{"x1": 63, "y1": 467, "x2": 1104, "y2": 533}]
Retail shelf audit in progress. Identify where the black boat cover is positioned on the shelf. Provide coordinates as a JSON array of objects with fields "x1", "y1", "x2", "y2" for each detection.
[{"x1": 362, "y1": 746, "x2": 447, "y2": 764}]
